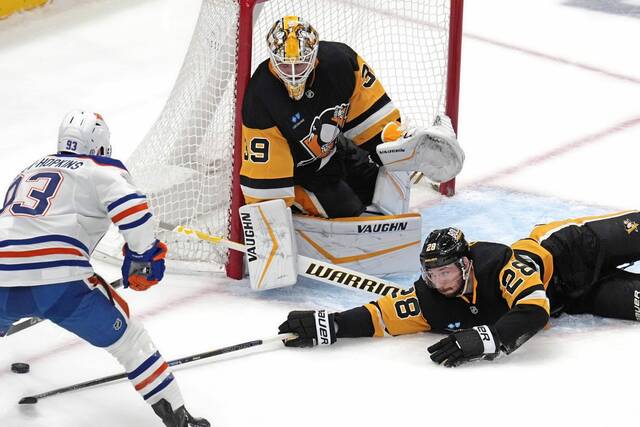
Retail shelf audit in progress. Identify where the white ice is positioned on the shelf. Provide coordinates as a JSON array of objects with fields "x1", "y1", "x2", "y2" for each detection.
[{"x1": 1, "y1": 0, "x2": 640, "y2": 426}]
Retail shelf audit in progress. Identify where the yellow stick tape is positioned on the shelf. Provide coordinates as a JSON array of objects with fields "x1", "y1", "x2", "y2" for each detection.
[{"x1": 1, "y1": 0, "x2": 49, "y2": 20}]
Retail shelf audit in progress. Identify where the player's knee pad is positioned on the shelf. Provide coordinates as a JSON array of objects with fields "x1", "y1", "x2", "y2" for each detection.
[
  {"x1": 371, "y1": 166, "x2": 411, "y2": 215},
  {"x1": 105, "y1": 319, "x2": 155, "y2": 366},
  {"x1": 106, "y1": 319, "x2": 184, "y2": 408}
]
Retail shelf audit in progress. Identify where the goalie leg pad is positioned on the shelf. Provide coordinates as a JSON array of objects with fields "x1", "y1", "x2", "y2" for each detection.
[
  {"x1": 371, "y1": 166, "x2": 411, "y2": 215},
  {"x1": 293, "y1": 212, "x2": 422, "y2": 276},
  {"x1": 239, "y1": 199, "x2": 298, "y2": 290},
  {"x1": 376, "y1": 115, "x2": 464, "y2": 183}
]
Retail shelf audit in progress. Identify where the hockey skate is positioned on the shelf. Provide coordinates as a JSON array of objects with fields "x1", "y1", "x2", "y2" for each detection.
[{"x1": 152, "y1": 399, "x2": 210, "y2": 427}]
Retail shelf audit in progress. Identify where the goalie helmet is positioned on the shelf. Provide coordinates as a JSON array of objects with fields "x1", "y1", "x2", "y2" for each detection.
[
  {"x1": 266, "y1": 16, "x2": 319, "y2": 101},
  {"x1": 420, "y1": 227, "x2": 471, "y2": 294},
  {"x1": 57, "y1": 110, "x2": 112, "y2": 157}
]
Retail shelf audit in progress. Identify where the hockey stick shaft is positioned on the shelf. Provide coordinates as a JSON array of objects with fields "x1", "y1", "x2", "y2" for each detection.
[
  {"x1": 19, "y1": 333, "x2": 294, "y2": 404},
  {"x1": 161, "y1": 222, "x2": 404, "y2": 297},
  {"x1": 4, "y1": 278, "x2": 123, "y2": 337}
]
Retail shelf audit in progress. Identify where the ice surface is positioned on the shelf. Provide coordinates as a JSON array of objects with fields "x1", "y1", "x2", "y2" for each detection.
[{"x1": 1, "y1": 0, "x2": 640, "y2": 426}]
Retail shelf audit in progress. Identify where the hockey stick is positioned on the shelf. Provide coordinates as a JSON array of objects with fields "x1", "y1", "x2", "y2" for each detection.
[
  {"x1": 3, "y1": 277, "x2": 123, "y2": 337},
  {"x1": 160, "y1": 222, "x2": 405, "y2": 297},
  {"x1": 18, "y1": 333, "x2": 295, "y2": 405}
]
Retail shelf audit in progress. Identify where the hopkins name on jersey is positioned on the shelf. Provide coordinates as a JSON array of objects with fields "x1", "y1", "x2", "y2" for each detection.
[{"x1": 0, "y1": 153, "x2": 155, "y2": 286}]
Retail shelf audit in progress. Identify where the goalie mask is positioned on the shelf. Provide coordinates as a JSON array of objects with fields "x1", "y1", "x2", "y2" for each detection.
[
  {"x1": 57, "y1": 110, "x2": 112, "y2": 157},
  {"x1": 420, "y1": 227, "x2": 472, "y2": 297},
  {"x1": 266, "y1": 16, "x2": 319, "y2": 101}
]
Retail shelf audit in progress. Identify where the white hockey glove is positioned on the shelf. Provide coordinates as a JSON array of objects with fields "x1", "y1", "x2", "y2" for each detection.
[{"x1": 376, "y1": 117, "x2": 465, "y2": 183}]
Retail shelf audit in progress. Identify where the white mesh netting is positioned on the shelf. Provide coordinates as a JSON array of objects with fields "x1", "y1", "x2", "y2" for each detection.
[{"x1": 96, "y1": 0, "x2": 454, "y2": 273}]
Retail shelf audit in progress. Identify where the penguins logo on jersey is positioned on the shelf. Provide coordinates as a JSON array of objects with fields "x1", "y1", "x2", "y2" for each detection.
[
  {"x1": 624, "y1": 218, "x2": 639, "y2": 234},
  {"x1": 297, "y1": 103, "x2": 349, "y2": 166}
]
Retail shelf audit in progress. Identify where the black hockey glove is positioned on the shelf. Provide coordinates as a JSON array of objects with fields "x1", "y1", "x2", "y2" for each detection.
[
  {"x1": 278, "y1": 310, "x2": 337, "y2": 347},
  {"x1": 427, "y1": 325, "x2": 500, "y2": 367}
]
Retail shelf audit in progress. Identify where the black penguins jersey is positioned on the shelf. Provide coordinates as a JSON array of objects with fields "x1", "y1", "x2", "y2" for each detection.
[
  {"x1": 511, "y1": 210, "x2": 639, "y2": 303},
  {"x1": 240, "y1": 41, "x2": 400, "y2": 205},
  {"x1": 334, "y1": 242, "x2": 551, "y2": 354}
]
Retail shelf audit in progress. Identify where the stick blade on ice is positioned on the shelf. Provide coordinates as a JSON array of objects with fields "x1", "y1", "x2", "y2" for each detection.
[{"x1": 19, "y1": 396, "x2": 38, "y2": 405}]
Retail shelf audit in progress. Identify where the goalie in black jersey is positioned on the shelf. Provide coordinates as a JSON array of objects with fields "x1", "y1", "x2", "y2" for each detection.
[
  {"x1": 240, "y1": 16, "x2": 464, "y2": 218},
  {"x1": 279, "y1": 211, "x2": 640, "y2": 366}
]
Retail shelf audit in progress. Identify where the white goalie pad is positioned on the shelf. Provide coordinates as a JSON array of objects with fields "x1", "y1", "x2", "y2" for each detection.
[
  {"x1": 376, "y1": 115, "x2": 465, "y2": 183},
  {"x1": 293, "y1": 212, "x2": 422, "y2": 276},
  {"x1": 371, "y1": 166, "x2": 411, "y2": 215},
  {"x1": 239, "y1": 200, "x2": 298, "y2": 290}
]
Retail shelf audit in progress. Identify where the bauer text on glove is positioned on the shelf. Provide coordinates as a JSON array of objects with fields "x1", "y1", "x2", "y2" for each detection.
[
  {"x1": 427, "y1": 325, "x2": 500, "y2": 367},
  {"x1": 278, "y1": 310, "x2": 337, "y2": 347}
]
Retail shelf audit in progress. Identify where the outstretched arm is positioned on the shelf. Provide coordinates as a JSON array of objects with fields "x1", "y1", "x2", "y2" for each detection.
[{"x1": 278, "y1": 287, "x2": 430, "y2": 347}]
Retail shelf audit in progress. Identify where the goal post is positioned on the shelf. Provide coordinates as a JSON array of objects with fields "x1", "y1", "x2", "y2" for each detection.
[
  {"x1": 440, "y1": 0, "x2": 464, "y2": 197},
  {"x1": 108, "y1": 0, "x2": 464, "y2": 278}
]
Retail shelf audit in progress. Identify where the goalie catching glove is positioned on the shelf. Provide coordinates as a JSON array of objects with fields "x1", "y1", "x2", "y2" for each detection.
[
  {"x1": 377, "y1": 116, "x2": 464, "y2": 183},
  {"x1": 121, "y1": 240, "x2": 168, "y2": 291},
  {"x1": 278, "y1": 310, "x2": 337, "y2": 347},
  {"x1": 427, "y1": 325, "x2": 501, "y2": 367}
]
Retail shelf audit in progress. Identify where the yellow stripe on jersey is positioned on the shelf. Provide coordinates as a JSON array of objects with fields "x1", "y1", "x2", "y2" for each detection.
[
  {"x1": 350, "y1": 109, "x2": 401, "y2": 146},
  {"x1": 364, "y1": 289, "x2": 430, "y2": 336},
  {"x1": 244, "y1": 194, "x2": 295, "y2": 207},
  {"x1": 529, "y1": 210, "x2": 637, "y2": 243},
  {"x1": 511, "y1": 238, "x2": 554, "y2": 287},
  {"x1": 241, "y1": 125, "x2": 293, "y2": 179},
  {"x1": 365, "y1": 303, "x2": 386, "y2": 337},
  {"x1": 344, "y1": 55, "x2": 401, "y2": 146},
  {"x1": 498, "y1": 252, "x2": 549, "y2": 313},
  {"x1": 240, "y1": 124, "x2": 295, "y2": 206},
  {"x1": 347, "y1": 56, "x2": 387, "y2": 119},
  {"x1": 515, "y1": 291, "x2": 551, "y2": 314}
]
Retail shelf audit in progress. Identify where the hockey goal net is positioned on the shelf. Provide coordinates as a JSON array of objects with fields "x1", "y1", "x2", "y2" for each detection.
[{"x1": 97, "y1": 0, "x2": 463, "y2": 278}]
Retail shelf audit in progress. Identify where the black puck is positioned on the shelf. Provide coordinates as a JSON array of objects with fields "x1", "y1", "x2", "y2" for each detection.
[{"x1": 11, "y1": 363, "x2": 30, "y2": 374}]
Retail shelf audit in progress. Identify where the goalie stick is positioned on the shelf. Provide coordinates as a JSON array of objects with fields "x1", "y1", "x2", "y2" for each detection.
[
  {"x1": 3, "y1": 277, "x2": 123, "y2": 337},
  {"x1": 160, "y1": 221, "x2": 405, "y2": 297},
  {"x1": 18, "y1": 333, "x2": 295, "y2": 405}
]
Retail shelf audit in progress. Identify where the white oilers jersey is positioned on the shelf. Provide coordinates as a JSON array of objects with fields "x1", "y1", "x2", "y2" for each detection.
[{"x1": 0, "y1": 153, "x2": 156, "y2": 286}]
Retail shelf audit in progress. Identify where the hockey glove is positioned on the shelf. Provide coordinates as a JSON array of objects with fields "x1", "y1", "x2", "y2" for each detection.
[
  {"x1": 427, "y1": 325, "x2": 500, "y2": 367},
  {"x1": 121, "y1": 240, "x2": 168, "y2": 291},
  {"x1": 278, "y1": 310, "x2": 337, "y2": 347}
]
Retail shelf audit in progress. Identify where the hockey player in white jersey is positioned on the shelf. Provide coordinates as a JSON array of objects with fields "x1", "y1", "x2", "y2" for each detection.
[{"x1": 0, "y1": 111, "x2": 209, "y2": 427}]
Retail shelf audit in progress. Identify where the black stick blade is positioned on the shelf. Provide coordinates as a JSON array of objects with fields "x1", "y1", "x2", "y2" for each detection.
[{"x1": 19, "y1": 396, "x2": 38, "y2": 405}]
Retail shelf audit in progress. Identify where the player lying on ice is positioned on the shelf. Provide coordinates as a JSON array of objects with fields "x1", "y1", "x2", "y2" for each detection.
[
  {"x1": 240, "y1": 16, "x2": 465, "y2": 276},
  {"x1": 279, "y1": 211, "x2": 640, "y2": 367},
  {"x1": 0, "y1": 111, "x2": 209, "y2": 427}
]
